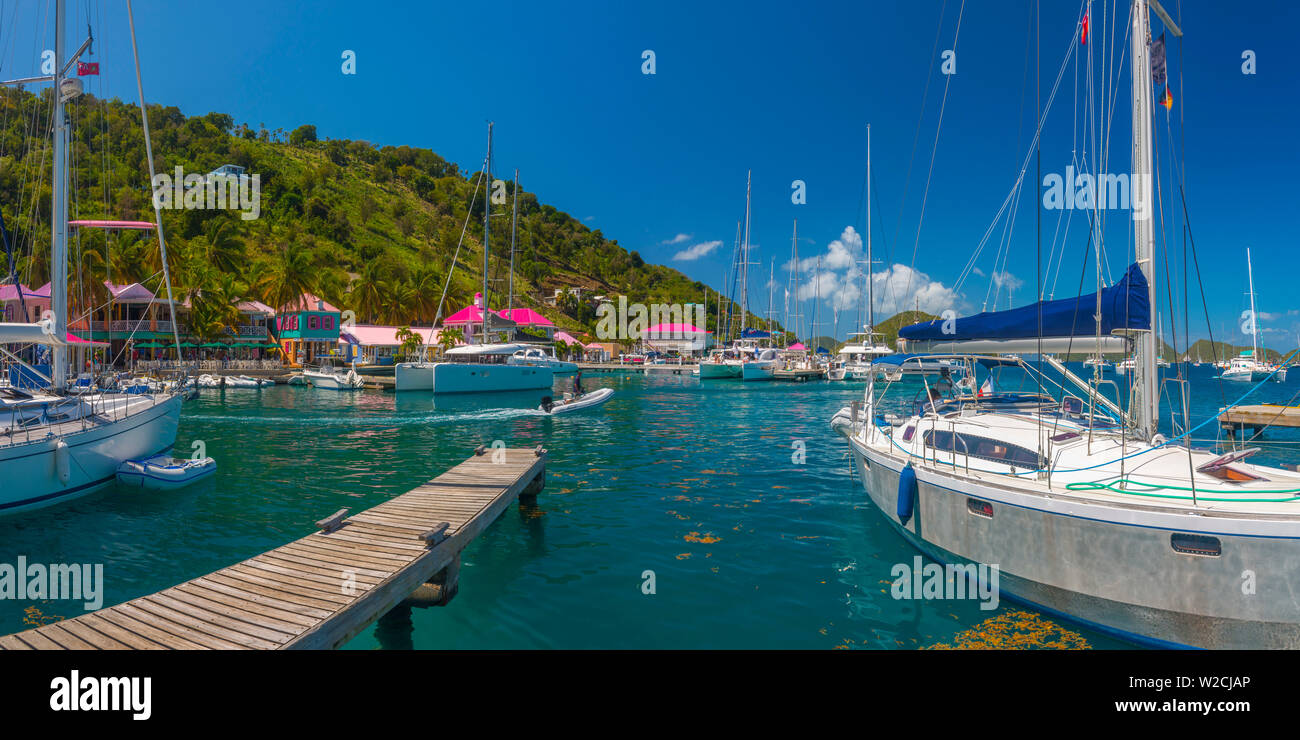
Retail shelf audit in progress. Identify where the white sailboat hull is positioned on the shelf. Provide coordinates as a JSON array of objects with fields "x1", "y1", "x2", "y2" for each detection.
[
  {"x1": 838, "y1": 426, "x2": 1300, "y2": 649},
  {"x1": 0, "y1": 394, "x2": 182, "y2": 515},
  {"x1": 741, "y1": 360, "x2": 776, "y2": 381},
  {"x1": 698, "y1": 361, "x2": 743, "y2": 379},
  {"x1": 395, "y1": 361, "x2": 553, "y2": 394}
]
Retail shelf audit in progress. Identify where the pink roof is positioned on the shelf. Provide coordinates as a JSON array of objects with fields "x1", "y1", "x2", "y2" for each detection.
[
  {"x1": 68, "y1": 220, "x2": 156, "y2": 230},
  {"x1": 496, "y1": 308, "x2": 554, "y2": 327},
  {"x1": 553, "y1": 331, "x2": 585, "y2": 347},
  {"x1": 33, "y1": 283, "x2": 54, "y2": 298},
  {"x1": 443, "y1": 305, "x2": 487, "y2": 325},
  {"x1": 645, "y1": 323, "x2": 710, "y2": 335},
  {"x1": 237, "y1": 300, "x2": 276, "y2": 316},
  {"x1": 0, "y1": 284, "x2": 44, "y2": 301},
  {"x1": 787, "y1": 343, "x2": 807, "y2": 351},
  {"x1": 342, "y1": 324, "x2": 436, "y2": 346},
  {"x1": 282, "y1": 292, "x2": 340, "y2": 313},
  {"x1": 105, "y1": 281, "x2": 157, "y2": 302}
]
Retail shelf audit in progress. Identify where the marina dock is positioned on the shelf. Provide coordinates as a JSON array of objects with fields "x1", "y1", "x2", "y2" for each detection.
[
  {"x1": 0, "y1": 447, "x2": 547, "y2": 650},
  {"x1": 1218, "y1": 404, "x2": 1300, "y2": 437},
  {"x1": 578, "y1": 362, "x2": 697, "y2": 375}
]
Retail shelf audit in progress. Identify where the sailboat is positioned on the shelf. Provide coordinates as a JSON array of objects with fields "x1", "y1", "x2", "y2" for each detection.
[
  {"x1": 834, "y1": 127, "x2": 894, "y2": 381},
  {"x1": 1221, "y1": 248, "x2": 1274, "y2": 383},
  {"x1": 394, "y1": 123, "x2": 554, "y2": 394},
  {"x1": 699, "y1": 171, "x2": 770, "y2": 380},
  {"x1": 0, "y1": 0, "x2": 183, "y2": 514},
  {"x1": 831, "y1": 1, "x2": 1300, "y2": 648}
]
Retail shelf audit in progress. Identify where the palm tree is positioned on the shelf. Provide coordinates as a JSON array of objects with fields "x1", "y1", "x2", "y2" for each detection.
[
  {"x1": 348, "y1": 261, "x2": 388, "y2": 324},
  {"x1": 254, "y1": 241, "x2": 316, "y2": 311},
  {"x1": 436, "y1": 326, "x2": 464, "y2": 357},
  {"x1": 205, "y1": 219, "x2": 247, "y2": 275}
]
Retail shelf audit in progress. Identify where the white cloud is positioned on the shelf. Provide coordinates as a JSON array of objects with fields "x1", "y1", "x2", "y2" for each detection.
[
  {"x1": 662, "y1": 233, "x2": 691, "y2": 245},
  {"x1": 782, "y1": 225, "x2": 965, "y2": 323},
  {"x1": 673, "y1": 240, "x2": 722, "y2": 261}
]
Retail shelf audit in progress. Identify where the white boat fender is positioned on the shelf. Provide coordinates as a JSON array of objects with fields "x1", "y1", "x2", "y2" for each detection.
[
  {"x1": 54, "y1": 439, "x2": 71, "y2": 485},
  {"x1": 897, "y1": 463, "x2": 917, "y2": 525}
]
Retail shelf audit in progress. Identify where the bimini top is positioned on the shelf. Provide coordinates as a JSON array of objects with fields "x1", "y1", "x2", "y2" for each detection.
[
  {"x1": 445, "y1": 342, "x2": 530, "y2": 356},
  {"x1": 899, "y1": 262, "x2": 1151, "y2": 342},
  {"x1": 875, "y1": 353, "x2": 1021, "y2": 368}
]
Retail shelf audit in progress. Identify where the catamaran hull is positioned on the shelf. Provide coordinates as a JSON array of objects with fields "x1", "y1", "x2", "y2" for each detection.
[
  {"x1": 698, "y1": 362, "x2": 742, "y2": 379},
  {"x1": 0, "y1": 394, "x2": 183, "y2": 515},
  {"x1": 844, "y1": 436, "x2": 1300, "y2": 649},
  {"x1": 395, "y1": 362, "x2": 554, "y2": 394},
  {"x1": 741, "y1": 361, "x2": 776, "y2": 382}
]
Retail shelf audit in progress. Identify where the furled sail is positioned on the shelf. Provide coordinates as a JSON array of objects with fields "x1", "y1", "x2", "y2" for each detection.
[{"x1": 898, "y1": 262, "x2": 1150, "y2": 353}]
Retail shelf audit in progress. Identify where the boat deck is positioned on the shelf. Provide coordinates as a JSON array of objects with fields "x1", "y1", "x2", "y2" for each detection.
[{"x1": 0, "y1": 447, "x2": 547, "y2": 650}]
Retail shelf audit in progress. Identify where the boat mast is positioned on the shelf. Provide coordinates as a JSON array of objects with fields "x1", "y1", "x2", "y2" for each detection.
[
  {"x1": 507, "y1": 168, "x2": 519, "y2": 311},
  {"x1": 790, "y1": 220, "x2": 798, "y2": 345},
  {"x1": 482, "y1": 122, "x2": 492, "y2": 345},
  {"x1": 1129, "y1": 0, "x2": 1159, "y2": 439},
  {"x1": 51, "y1": 0, "x2": 69, "y2": 388},
  {"x1": 866, "y1": 124, "x2": 874, "y2": 337},
  {"x1": 1247, "y1": 247, "x2": 1259, "y2": 362},
  {"x1": 740, "y1": 170, "x2": 752, "y2": 336}
]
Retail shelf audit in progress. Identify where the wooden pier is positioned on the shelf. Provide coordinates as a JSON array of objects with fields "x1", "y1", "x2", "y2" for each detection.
[
  {"x1": 0, "y1": 447, "x2": 547, "y2": 650},
  {"x1": 578, "y1": 362, "x2": 697, "y2": 375},
  {"x1": 1219, "y1": 404, "x2": 1300, "y2": 437}
]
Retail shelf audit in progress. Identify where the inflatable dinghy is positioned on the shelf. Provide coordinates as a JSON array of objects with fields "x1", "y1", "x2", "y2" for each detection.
[
  {"x1": 538, "y1": 387, "x2": 614, "y2": 415},
  {"x1": 116, "y1": 454, "x2": 217, "y2": 490}
]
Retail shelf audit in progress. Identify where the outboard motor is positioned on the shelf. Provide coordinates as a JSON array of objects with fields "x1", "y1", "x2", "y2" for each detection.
[{"x1": 540, "y1": 396, "x2": 554, "y2": 412}]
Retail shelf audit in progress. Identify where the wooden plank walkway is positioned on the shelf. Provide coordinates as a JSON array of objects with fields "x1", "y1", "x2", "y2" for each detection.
[
  {"x1": 1219, "y1": 404, "x2": 1300, "y2": 435},
  {"x1": 0, "y1": 447, "x2": 547, "y2": 650}
]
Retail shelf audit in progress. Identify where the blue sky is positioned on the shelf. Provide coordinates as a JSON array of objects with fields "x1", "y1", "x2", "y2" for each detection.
[{"x1": 9, "y1": 1, "x2": 1299, "y2": 347}]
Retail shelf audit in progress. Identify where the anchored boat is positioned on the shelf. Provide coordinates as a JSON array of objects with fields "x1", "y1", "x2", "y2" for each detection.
[{"x1": 832, "y1": 0, "x2": 1300, "y2": 648}]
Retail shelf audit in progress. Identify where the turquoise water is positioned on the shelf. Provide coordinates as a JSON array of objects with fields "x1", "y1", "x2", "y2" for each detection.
[{"x1": 2, "y1": 364, "x2": 1298, "y2": 648}]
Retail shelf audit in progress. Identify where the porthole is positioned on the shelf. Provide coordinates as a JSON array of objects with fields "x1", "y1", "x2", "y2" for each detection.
[
  {"x1": 967, "y1": 498, "x2": 993, "y2": 518},
  {"x1": 1171, "y1": 533, "x2": 1221, "y2": 557}
]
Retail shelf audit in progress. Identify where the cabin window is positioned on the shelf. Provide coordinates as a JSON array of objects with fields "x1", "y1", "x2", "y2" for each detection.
[
  {"x1": 1170, "y1": 533, "x2": 1221, "y2": 557},
  {"x1": 1050, "y1": 432, "x2": 1081, "y2": 443},
  {"x1": 923, "y1": 430, "x2": 1044, "y2": 469},
  {"x1": 967, "y1": 499, "x2": 993, "y2": 518},
  {"x1": 902, "y1": 426, "x2": 916, "y2": 442}
]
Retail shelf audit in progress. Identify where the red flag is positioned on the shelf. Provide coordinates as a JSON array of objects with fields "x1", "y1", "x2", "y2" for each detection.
[
  {"x1": 77, "y1": 62, "x2": 99, "y2": 76},
  {"x1": 1081, "y1": 13, "x2": 1089, "y2": 45},
  {"x1": 1160, "y1": 85, "x2": 1173, "y2": 110}
]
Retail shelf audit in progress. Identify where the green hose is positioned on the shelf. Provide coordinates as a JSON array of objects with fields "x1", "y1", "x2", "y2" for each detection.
[{"x1": 1065, "y1": 479, "x2": 1300, "y2": 502}]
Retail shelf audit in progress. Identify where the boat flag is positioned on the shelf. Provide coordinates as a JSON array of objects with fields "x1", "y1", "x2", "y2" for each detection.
[
  {"x1": 77, "y1": 62, "x2": 99, "y2": 76},
  {"x1": 1081, "y1": 12, "x2": 1089, "y2": 45},
  {"x1": 979, "y1": 376, "x2": 994, "y2": 397},
  {"x1": 1150, "y1": 33, "x2": 1167, "y2": 88},
  {"x1": 1159, "y1": 85, "x2": 1173, "y2": 110}
]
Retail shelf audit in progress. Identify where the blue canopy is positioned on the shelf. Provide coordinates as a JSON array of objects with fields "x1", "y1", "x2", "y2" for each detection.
[
  {"x1": 741, "y1": 328, "x2": 771, "y2": 339},
  {"x1": 815, "y1": 346, "x2": 830, "y2": 355},
  {"x1": 898, "y1": 262, "x2": 1151, "y2": 342}
]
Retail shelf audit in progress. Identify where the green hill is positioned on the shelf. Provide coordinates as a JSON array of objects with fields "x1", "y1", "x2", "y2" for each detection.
[{"x1": 0, "y1": 88, "x2": 770, "y2": 342}]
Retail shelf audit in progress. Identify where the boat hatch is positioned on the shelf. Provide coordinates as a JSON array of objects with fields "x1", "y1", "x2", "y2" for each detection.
[{"x1": 1197, "y1": 448, "x2": 1267, "y2": 483}]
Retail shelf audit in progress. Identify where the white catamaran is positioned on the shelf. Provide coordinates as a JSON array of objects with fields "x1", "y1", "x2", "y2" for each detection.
[
  {"x1": 0, "y1": 0, "x2": 183, "y2": 514},
  {"x1": 394, "y1": 123, "x2": 555, "y2": 395},
  {"x1": 832, "y1": 0, "x2": 1300, "y2": 648}
]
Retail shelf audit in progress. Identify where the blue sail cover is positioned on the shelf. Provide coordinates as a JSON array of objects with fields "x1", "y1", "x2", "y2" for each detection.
[
  {"x1": 898, "y1": 262, "x2": 1151, "y2": 342},
  {"x1": 740, "y1": 328, "x2": 771, "y2": 339}
]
